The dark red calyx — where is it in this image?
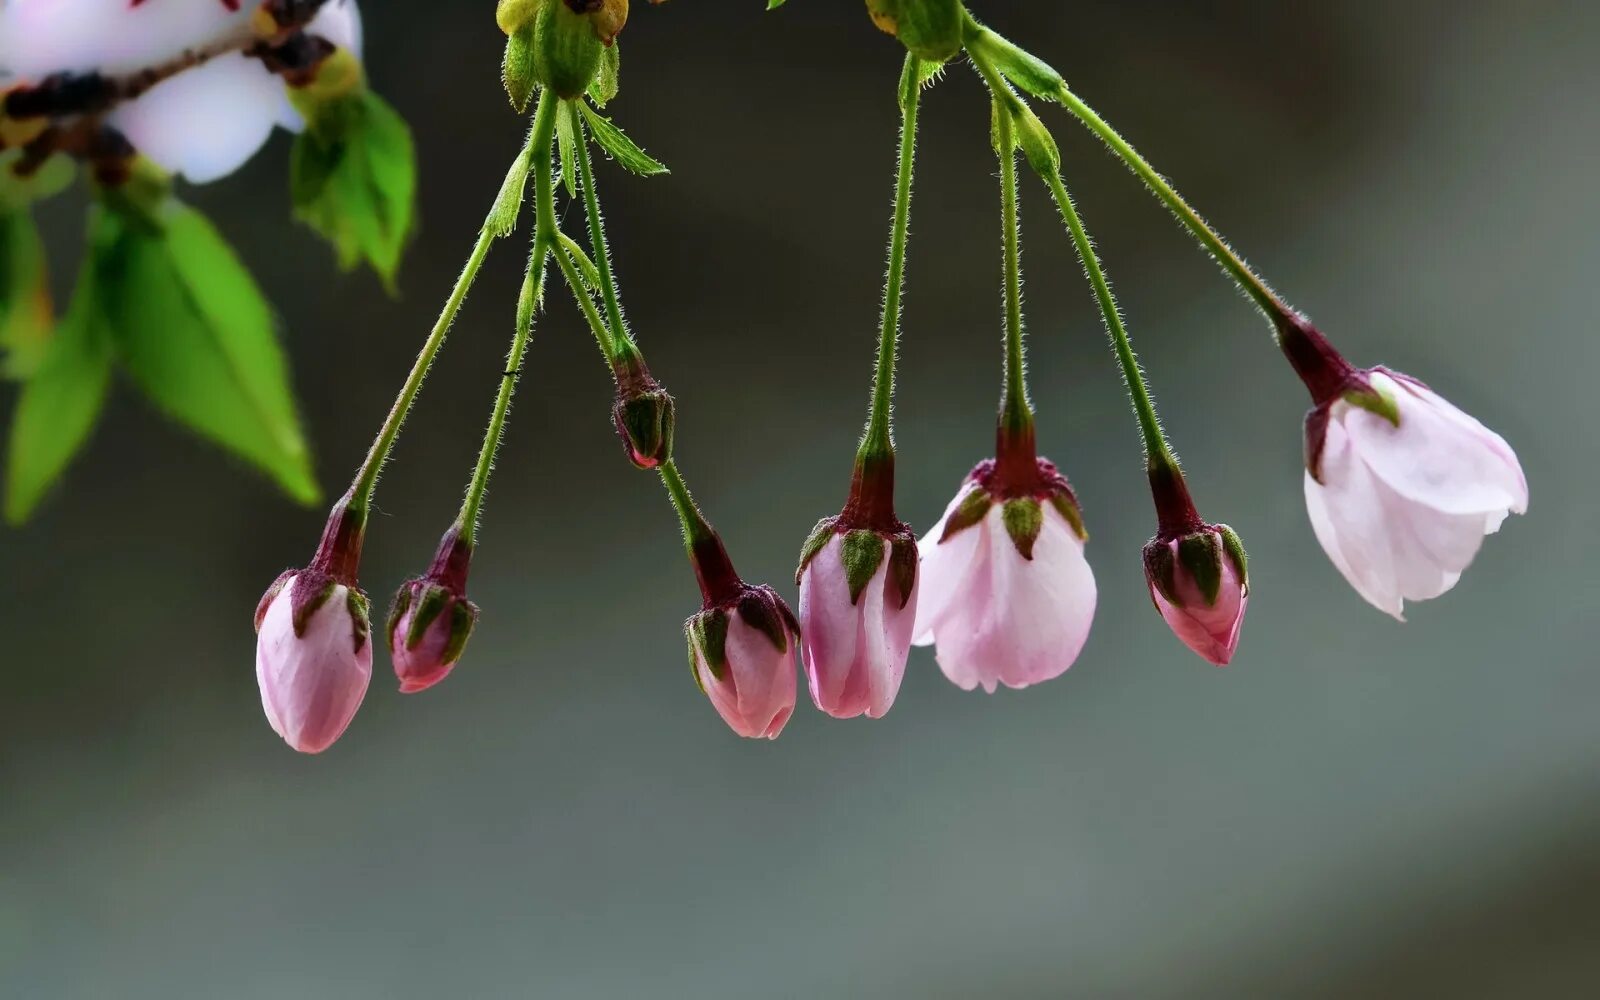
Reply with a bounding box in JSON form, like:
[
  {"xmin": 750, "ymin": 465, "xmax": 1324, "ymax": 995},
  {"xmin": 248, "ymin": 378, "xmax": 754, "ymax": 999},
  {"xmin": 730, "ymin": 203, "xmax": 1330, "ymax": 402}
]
[
  {"xmin": 306, "ymin": 493, "xmax": 367, "ymax": 586},
  {"xmin": 423, "ymin": 524, "xmax": 474, "ymax": 595},
  {"xmin": 689, "ymin": 531, "xmax": 746, "ymax": 611},
  {"xmin": 838, "ymin": 450, "xmax": 907, "ymax": 536},
  {"xmin": 1146, "ymin": 460, "xmax": 1206, "ymax": 540},
  {"xmin": 1274, "ymin": 311, "xmax": 1362, "ymax": 406}
]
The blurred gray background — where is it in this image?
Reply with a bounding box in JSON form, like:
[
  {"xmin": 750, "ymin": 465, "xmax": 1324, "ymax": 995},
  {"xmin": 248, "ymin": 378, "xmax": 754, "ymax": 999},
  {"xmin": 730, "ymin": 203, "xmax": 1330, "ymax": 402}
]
[{"xmin": 4, "ymin": 2, "xmax": 1598, "ymax": 997}]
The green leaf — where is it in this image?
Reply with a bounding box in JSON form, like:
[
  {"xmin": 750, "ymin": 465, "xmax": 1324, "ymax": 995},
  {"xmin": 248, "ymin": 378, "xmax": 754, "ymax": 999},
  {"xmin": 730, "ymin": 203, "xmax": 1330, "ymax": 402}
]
[
  {"xmin": 0, "ymin": 209, "xmax": 54, "ymax": 378},
  {"xmin": 5, "ymin": 251, "xmax": 113, "ymax": 524},
  {"xmin": 577, "ymin": 102, "xmax": 669, "ymax": 177},
  {"xmin": 587, "ymin": 43, "xmax": 620, "ymax": 107},
  {"xmin": 766, "ymin": 0, "xmax": 788, "ymax": 8},
  {"xmin": 0, "ymin": 150, "xmax": 75, "ymax": 211},
  {"xmin": 557, "ymin": 100, "xmax": 580, "ymax": 198},
  {"xmin": 290, "ymin": 87, "xmax": 418, "ymax": 292},
  {"xmin": 93, "ymin": 200, "xmax": 319, "ymax": 506}
]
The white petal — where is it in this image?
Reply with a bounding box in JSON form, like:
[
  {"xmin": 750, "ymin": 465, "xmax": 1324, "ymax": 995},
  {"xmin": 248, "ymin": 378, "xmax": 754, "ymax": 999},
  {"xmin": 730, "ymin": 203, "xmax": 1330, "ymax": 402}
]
[
  {"xmin": 1306, "ymin": 419, "xmax": 1407, "ymax": 619},
  {"xmin": 1, "ymin": 0, "xmax": 253, "ymax": 78},
  {"xmin": 912, "ymin": 491, "xmax": 986, "ymax": 647},
  {"xmin": 1343, "ymin": 372, "xmax": 1527, "ymax": 516},
  {"xmin": 109, "ymin": 51, "xmax": 287, "ymax": 184}
]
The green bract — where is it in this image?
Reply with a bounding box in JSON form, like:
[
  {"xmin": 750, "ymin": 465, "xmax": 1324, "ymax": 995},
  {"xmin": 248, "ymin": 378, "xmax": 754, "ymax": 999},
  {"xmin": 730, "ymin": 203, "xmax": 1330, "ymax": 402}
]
[
  {"xmin": 290, "ymin": 83, "xmax": 418, "ymax": 292},
  {"xmin": 533, "ymin": 0, "xmax": 606, "ymax": 100}
]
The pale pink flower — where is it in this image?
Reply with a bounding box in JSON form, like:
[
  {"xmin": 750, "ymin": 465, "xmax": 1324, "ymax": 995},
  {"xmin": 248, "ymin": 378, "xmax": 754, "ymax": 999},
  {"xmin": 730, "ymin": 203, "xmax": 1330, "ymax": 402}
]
[
  {"xmin": 0, "ymin": 0, "xmax": 363, "ymax": 183},
  {"xmin": 386, "ymin": 527, "xmax": 479, "ymax": 694},
  {"xmin": 1142, "ymin": 527, "xmax": 1249, "ymax": 666},
  {"xmin": 912, "ymin": 458, "xmax": 1096, "ymax": 693},
  {"xmin": 1304, "ymin": 368, "xmax": 1528, "ymax": 619},
  {"xmin": 797, "ymin": 528, "xmax": 918, "ymax": 719},
  {"xmin": 254, "ymin": 569, "xmax": 373, "ymax": 753},
  {"xmin": 687, "ymin": 584, "xmax": 799, "ymax": 740}
]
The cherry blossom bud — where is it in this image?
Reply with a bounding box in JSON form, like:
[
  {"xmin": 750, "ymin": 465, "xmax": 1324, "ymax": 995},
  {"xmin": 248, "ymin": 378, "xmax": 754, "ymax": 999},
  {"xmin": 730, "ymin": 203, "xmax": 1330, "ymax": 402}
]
[
  {"xmin": 253, "ymin": 495, "xmax": 372, "ymax": 753},
  {"xmin": 686, "ymin": 584, "xmax": 799, "ymax": 739},
  {"xmin": 386, "ymin": 526, "xmax": 480, "ymax": 694},
  {"xmin": 611, "ymin": 357, "xmax": 675, "ymax": 470},
  {"xmin": 1142, "ymin": 524, "xmax": 1249, "ymax": 666},
  {"xmin": 529, "ymin": 0, "xmax": 608, "ymax": 99},
  {"xmin": 913, "ymin": 444, "xmax": 1097, "ymax": 693},
  {"xmin": 1279, "ymin": 314, "xmax": 1529, "ymax": 619}
]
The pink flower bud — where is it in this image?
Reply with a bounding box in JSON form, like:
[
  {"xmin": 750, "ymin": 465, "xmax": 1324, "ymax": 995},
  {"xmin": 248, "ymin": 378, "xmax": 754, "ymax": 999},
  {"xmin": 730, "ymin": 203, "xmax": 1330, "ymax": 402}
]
[
  {"xmin": 1142, "ymin": 526, "xmax": 1249, "ymax": 666},
  {"xmin": 686, "ymin": 584, "xmax": 799, "ymax": 740},
  {"xmin": 611, "ymin": 358, "xmax": 675, "ymax": 470},
  {"xmin": 1303, "ymin": 368, "xmax": 1528, "ymax": 620},
  {"xmin": 386, "ymin": 527, "xmax": 479, "ymax": 694},
  {"xmin": 254, "ymin": 570, "xmax": 373, "ymax": 753},
  {"xmin": 912, "ymin": 456, "xmax": 1097, "ymax": 692},
  {"xmin": 797, "ymin": 524, "xmax": 919, "ymax": 719}
]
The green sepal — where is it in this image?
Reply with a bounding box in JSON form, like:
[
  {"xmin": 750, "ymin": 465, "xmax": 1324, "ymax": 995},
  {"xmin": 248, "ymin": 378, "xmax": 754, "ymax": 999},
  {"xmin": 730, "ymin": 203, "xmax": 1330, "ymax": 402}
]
[
  {"xmin": 557, "ymin": 101, "xmax": 580, "ymax": 198},
  {"xmin": 1177, "ymin": 533, "xmax": 1224, "ymax": 607},
  {"xmin": 939, "ymin": 485, "xmax": 993, "ymax": 543},
  {"xmin": 841, "ymin": 529, "xmax": 887, "ymax": 605},
  {"xmin": 588, "ymin": 43, "xmax": 620, "ymax": 107},
  {"xmin": 1001, "ymin": 498, "xmax": 1044, "ymax": 560},
  {"xmin": 1144, "ymin": 541, "xmax": 1178, "ymax": 606},
  {"xmin": 3, "ymin": 244, "xmax": 113, "ymax": 524},
  {"xmin": 404, "ymin": 584, "xmax": 452, "ymax": 649},
  {"xmin": 1, "ymin": 207, "xmax": 53, "ymax": 378},
  {"xmin": 887, "ymin": 535, "xmax": 918, "ymax": 611},
  {"xmin": 738, "ymin": 589, "xmax": 796, "ymax": 654},
  {"xmin": 1217, "ymin": 523, "xmax": 1250, "ymax": 595},
  {"xmin": 496, "ymin": 0, "xmax": 542, "ymax": 35},
  {"xmin": 964, "ymin": 23, "xmax": 1068, "ymax": 105},
  {"xmin": 289, "ymin": 86, "xmax": 417, "ymax": 291},
  {"xmin": 794, "ymin": 516, "xmax": 838, "ymax": 584},
  {"xmin": 346, "ymin": 587, "xmax": 372, "ymax": 654},
  {"xmin": 290, "ymin": 576, "xmax": 336, "ymax": 638},
  {"xmin": 766, "ymin": 0, "xmax": 787, "ymax": 9},
  {"xmin": 577, "ymin": 102, "xmax": 669, "ymax": 177},
  {"xmin": 502, "ymin": 24, "xmax": 539, "ymax": 113},
  {"xmin": 875, "ymin": 0, "xmax": 963, "ymax": 63},
  {"xmin": 532, "ymin": 0, "xmax": 604, "ymax": 100},
  {"xmin": 94, "ymin": 197, "xmax": 320, "ymax": 505},
  {"xmin": 1049, "ymin": 492, "xmax": 1087, "ymax": 541},
  {"xmin": 1343, "ymin": 382, "xmax": 1401, "ymax": 427},
  {"xmin": 439, "ymin": 600, "xmax": 479, "ymax": 667},
  {"xmin": 484, "ymin": 138, "xmax": 534, "ymax": 238},
  {"xmin": 688, "ymin": 609, "xmax": 731, "ymax": 683},
  {"xmin": 0, "ymin": 150, "xmax": 75, "ymax": 211},
  {"xmin": 385, "ymin": 583, "xmax": 414, "ymax": 651}
]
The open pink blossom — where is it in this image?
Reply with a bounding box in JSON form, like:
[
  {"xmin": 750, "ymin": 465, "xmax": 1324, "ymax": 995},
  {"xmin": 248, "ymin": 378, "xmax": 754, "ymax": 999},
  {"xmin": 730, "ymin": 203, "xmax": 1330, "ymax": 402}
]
[
  {"xmin": 1143, "ymin": 527, "xmax": 1249, "ymax": 665},
  {"xmin": 913, "ymin": 458, "xmax": 1096, "ymax": 693},
  {"xmin": 1304, "ymin": 368, "xmax": 1528, "ymax": 619},
  {"xmin": 0, "ymin": 0, "xmax": 363, "ymax": 183},
  {"xmin": 687, "ymin": 584, "xmax": 798, "ymax": 739},
  {"xmin": 797, "ymin": 528, "xmax": 918, "ymax": 719},
  {"xmin": 254, "ymin": 569, "xmax": 373, "ymax": 753}
]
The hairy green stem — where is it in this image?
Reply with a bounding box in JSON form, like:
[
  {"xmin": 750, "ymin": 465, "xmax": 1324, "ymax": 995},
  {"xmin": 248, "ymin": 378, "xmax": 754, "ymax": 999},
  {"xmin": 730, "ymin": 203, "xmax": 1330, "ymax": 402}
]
[
  {"xmin": 457, "ymin": 241, "xmax": 549, "ymax": 544},
  {"xmin": 859, "ymin": 54, "xmax": 923, "ymax": 461},
  {"xmin": 993, "ymin": 94, "xmax": 1032, "ymax": 437},
  {"xmin": 659, "ymin": 459, "xmax": 714, "ymax": 549},
  {"xmin": 568, "ymin": 101, "xmax": 635, "ymax": 354}
]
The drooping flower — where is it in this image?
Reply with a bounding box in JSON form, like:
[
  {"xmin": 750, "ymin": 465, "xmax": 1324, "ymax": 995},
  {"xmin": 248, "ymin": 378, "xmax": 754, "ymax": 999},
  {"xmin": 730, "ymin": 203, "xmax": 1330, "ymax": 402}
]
[
  {"xmin": 386, "ymin": 525, "xmax": 480, "ymax": 694},
  {"xmin": 252, "ymin": 495, "xmax": 372, "ymax": 753},
  {"xmin": 687, "ymin": 583, "xmax": 799, "ymax": 739},
  {"xmin": 1279, "ymin": 314, "xmax": 1528, "ymax": 619},
  {"xmin": 0, "ymin": 0, "xmax": 363, "ymax": 184},
  {"xmin": 913, "ymin": 442, "xmax": 1096, "ymax": 693},
  {"xmin": 1140, "ymin": 462, "xmax": 1249, "ymax": 665},
  {"xmin": 796, "ymin": 455, "xmax": 919, "ymax": 719}
]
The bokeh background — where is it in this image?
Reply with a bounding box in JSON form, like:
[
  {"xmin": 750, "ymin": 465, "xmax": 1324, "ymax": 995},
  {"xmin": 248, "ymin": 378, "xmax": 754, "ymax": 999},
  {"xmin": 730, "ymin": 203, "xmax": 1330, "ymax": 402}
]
[{"xmin": 4, "ymin": 2, "xmax": 1598, "ymax": 997}]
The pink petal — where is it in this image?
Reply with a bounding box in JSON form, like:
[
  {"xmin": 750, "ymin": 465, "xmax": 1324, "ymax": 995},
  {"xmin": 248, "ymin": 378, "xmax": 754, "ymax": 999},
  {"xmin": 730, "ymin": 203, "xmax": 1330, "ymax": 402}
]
[{"xmin": 912, "ymin": 490, "xmax": 986, "ymax": 647}]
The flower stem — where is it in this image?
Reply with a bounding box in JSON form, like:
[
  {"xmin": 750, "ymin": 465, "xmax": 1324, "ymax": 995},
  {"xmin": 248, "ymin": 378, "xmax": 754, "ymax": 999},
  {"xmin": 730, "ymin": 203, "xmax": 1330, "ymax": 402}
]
[
  {"xmin": 530, "ymin": 92, "xmax": 619, "ymax": 363},
  {"xmin": 859, "ymin": 54, "xmax": 924, "ymax": 462},
  {"xmin": 659, "ymin": 458, "xmax": 742, "ymax": 606},
  {"xmin": 993, "ymin": 94, "xmax": 1033, "ymax": 444},
  {"xmin": 348, "ymin": 115, "xmax": 544, "ymax": 510},
  {"xmin": 456, "ymin": 240, "xmax": 550, "ymax": 546},
  {"xmin": 568, "ymin": 101, "xmax": 636, "ymax": 356}
]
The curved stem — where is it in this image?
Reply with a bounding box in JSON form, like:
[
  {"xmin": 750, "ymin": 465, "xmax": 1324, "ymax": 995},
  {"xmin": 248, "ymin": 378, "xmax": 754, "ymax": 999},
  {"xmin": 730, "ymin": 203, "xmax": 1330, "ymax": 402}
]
[
  {"xmin": 348, "ymin": 106, "xmax": 543, "ymax": 509},
  {"xmin": 457, "ymin": 241, "xmax": 549, "ymax": 545},
  {"xmin": 1053, "ymin": 89, "xmax": 1287, "ymax": 323},
  {"xmin": 531, "ymin": 92, "xmax": 618, "ymax": 363},
  {"xmin": 859, "ymin": 53, "xmax": 923, "ymax": 461},
  {"xmin": 994, "ymin": 96, "xmax": 1032, "ymax": 439},
  {"xmin": 658, "ymin": 459, "xmax": 713, "ymax": 547},
  {"xmin": 568, "ymin": 101, "xmax": 634, "ymax": 353}
]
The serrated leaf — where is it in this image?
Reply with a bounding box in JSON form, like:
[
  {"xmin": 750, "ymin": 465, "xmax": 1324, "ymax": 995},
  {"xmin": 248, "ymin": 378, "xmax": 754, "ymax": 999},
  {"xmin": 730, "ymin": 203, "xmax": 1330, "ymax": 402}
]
[
  {"xmin": 95, "ymin": 199, "xmax": 319, "ymax": 506},
  {"xmin": 557, "ymin": 101, "xmax": 580, "ymax": 198},
  {"xmin": 577, "ymin": 102, "xmax": 668, "ymax": 177},
  {"xmin": 1, "ymin": 209, "xmax": 53, "ymax": 378},
  {"xmin": 587, "ymin": 43, "xmax": 620, "ymax": 107},
  {"xmin": 5, "ymin": 250, "xmax": 112, "ymax": 524},
  {"xmin": 290, "ymin": 87, "xmax": 417, "ymax": 292}
]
